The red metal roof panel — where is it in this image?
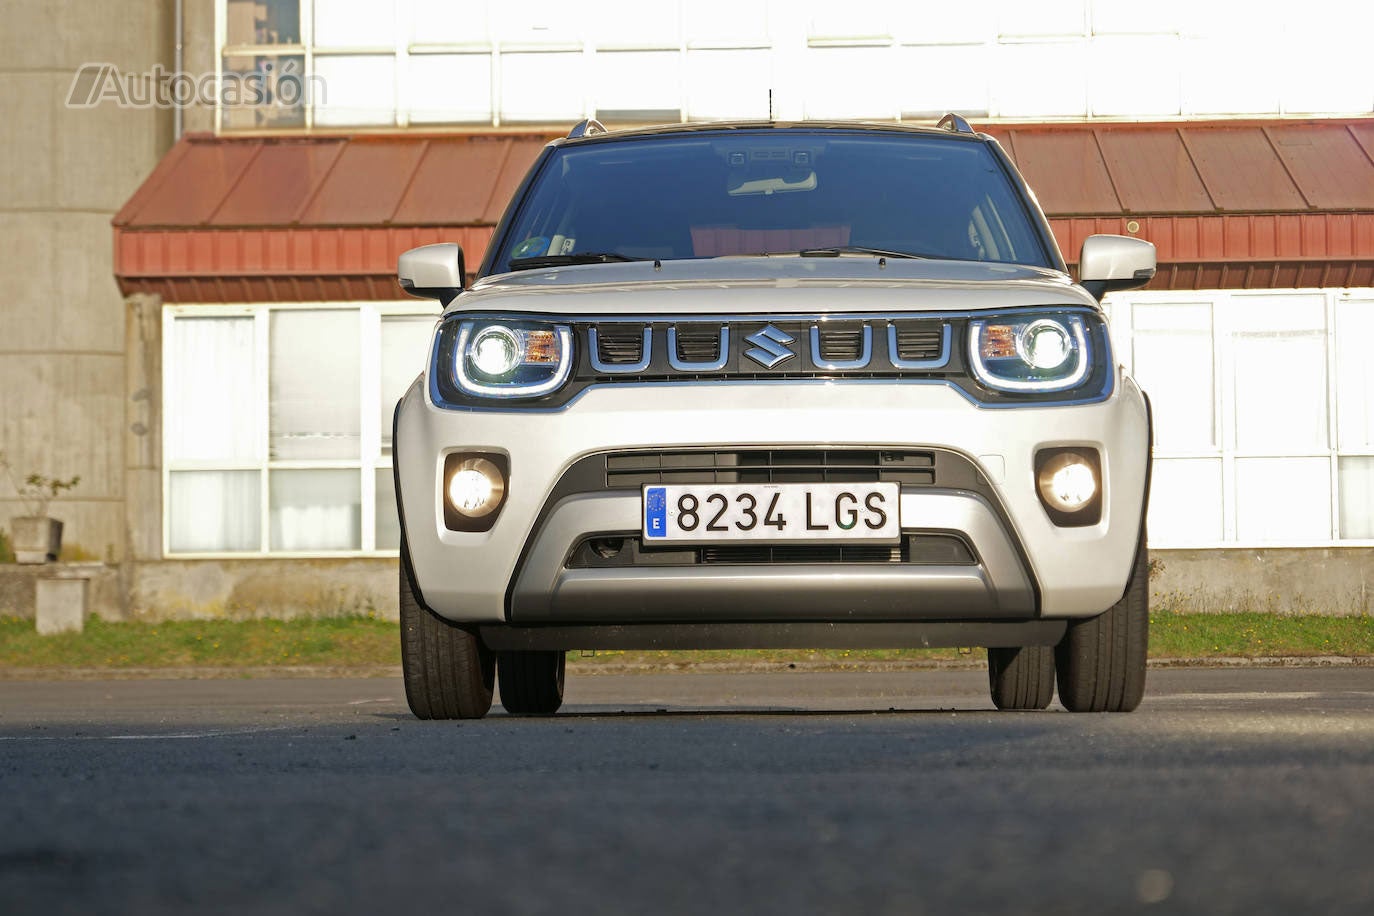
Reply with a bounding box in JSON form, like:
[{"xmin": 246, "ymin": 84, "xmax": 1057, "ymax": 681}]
[
  {"xmin": 997, "ymin": 129, "xmax": 1121, "ymax": 215},
  {"xmin": 297, "ymin": 139, "xmax": 429, "ymax": 226},
  {"xmin": 1179, "ymin": 126, "xmax": 1308, "ymax": 212},
  {"xmin": 1265, "ymin": 123, "xmax": 1374, "ymax": 211},
  {"xmin": 208, "ymin": 138, "xmax": 346, "ymax": 226},
  {"xmin": 1094, "ymin": 128, "xmax": 1215, "ymax": 214},
  {"xmin": 392, "ymin": 136, "xmax": 549, "ymax": 225}
]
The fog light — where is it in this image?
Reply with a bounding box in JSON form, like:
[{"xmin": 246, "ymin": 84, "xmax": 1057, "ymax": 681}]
[
  {"xmin": 1035, "ymin": 448, "xmax": 1102, "ymax": 527},
  {"xmin": 446, "ymin": 457, "xmax": 506, "ymax": 519}
]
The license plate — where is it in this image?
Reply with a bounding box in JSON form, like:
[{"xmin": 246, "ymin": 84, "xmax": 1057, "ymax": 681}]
[{"xmin": 642, "ymin": 482, "xmax": 901, "ymax": 544}]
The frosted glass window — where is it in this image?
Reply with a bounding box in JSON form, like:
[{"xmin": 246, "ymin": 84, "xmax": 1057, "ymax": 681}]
[
  {"xmin": 270, "ymin": 311, "xmax": 361, "ymax": 460},
  {"xmin": 1181, "ymin": 38, "xmax": 1281, "ymax": 115},
  {"xmin": 169, "ymin": 471, "xmax": 261, "ymax": 553},
  {"xmin": 809, "ymin": 3, "xmax": 894, "ymax": 41},
  {"xmin": 412, "ymin": 0, "xmax": 490, "ymax": 46},
  {"xmin": 167, "ymin": 317, "xmax": 259, "ymax": 462},
  {"xmin": 313, "ymin": 55, "xmax": 397, "ymax": 126},
  {"xmin": 1235, "ymin": 458, "xmax": 1331, "ymax": 542},
  {"xmin": 1130, "ymin": 303, "xmax": 1214, "ymax": 450},
  {"xmin": 493, "ymin": 2, "xmax": 582, "ymax": 47},
  {"xmin": 1339, "ymin": 458, "xmax": 1374, "ymax": 540},
  {"xmin": 894, "ymin": 7, "xmax": 992, "ymax": 44},
  {"xmin": 314, "ymin": 0, "xmax": 395, "ymax": 48},
  {"xmin": 803, "ymin": 47, "xmax": 898, "ymax": 120},
  {"xmin": 408, "ymin": 54, "xmax": 492, "ymax": 123},
  {"xmin": 897, "ymin": 44, "xmax": 990, "ymax": 118},
  {"xmin": 500, "ymin": 52, "xmax": 586, "ymax": 122},
  {"xmin": 270, "ymin": 469, "xmax": 361, "ymax": 551},
  {"xmin": 999, "ymin": 0, "xmax": 1087, "ymax": 38},
  {"xmin": 686, "ymin": 0, "xmax": 769, "ymax": 46},
  {"xmin": 1147, "ymin": 458, "xmax": 1222, "ymax": 546},
  {"xmin": 375, "ymin": 468, "xmax": 401, "ymax": 550},
  {"xmin": 595, "ymin": 51, "xmax": 682, "ymax": 121},
  {"xmin": 685, "ymin": 49, "xmax": 771, "ymax": 120},
  {"xmin": 380, "ymin": 316, "xmax": 435, "ymax": 450},
  {"xmin": 595, "ymin": 0, "xmax": 681, "ymax": 48},
  {"xmin": 220, "ymin": 55, "xmax": 306, "ymax": 129},
  {"xmin": 1231, "ymin": 299, "xmax": 1326, "ymax": 452},
  {"xmin": 1335, "ymin": 300, "xmax": 1374, "ymax": 450},
  {"xmin": 1089, "ymin": 0, "xmax": 1182, "ymax": 35},
  {"xmin": 1089, "ymin": 36, "xmax": 1180, "ymax": 117},
  {"xmin": 992, "ymin": 41, "xmax": 1089, "ymax": 118},
  {"xmin": 226, "ymin": 0, "xmax": 300, "ymax": 46}
]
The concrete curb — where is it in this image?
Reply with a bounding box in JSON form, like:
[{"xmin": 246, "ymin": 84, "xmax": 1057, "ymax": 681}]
[{"xmin": 1, "ymin": 655, "xmax": 1371, "ymax": 680}]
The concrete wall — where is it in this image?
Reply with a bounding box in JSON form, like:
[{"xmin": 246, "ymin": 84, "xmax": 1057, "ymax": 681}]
[
  {"xmin": 1151, "ymin": 548, "xmax": 1374, "ymax": 616},
  {"xmin": 0, "ymin": 563, "xmax": 124, "ymax": 621},
  {"xmin": 0, "ymin": 0, "xmax": 174, "ymax": 566},
  {"xmin": 129, "ymin": 559, "xmax": 398, "ymax": 621}
]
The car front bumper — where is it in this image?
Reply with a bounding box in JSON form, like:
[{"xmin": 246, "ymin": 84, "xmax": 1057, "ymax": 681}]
[{"xmin": 395, "ymin": 375, "xmax": 1150, "ymax": 627}]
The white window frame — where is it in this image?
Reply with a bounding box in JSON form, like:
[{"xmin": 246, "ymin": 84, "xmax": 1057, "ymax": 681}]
[
  {"xmin": 1112, "ymin": 287, "xmax": 1374, "ymax": 549},
  {"xmin": 162, "ymin": 301, "xmax": 433, "ymax": 559}
]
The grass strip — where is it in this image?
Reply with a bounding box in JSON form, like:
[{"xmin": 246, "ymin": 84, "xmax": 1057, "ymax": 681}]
[{"xmin": 0, "ymin": 611, "xmax": 1371, "ymax": 672}]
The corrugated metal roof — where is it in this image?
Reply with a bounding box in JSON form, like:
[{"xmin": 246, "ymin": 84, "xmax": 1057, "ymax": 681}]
[{"xmin": 114, "ymin": 119, "xmax": 1374, "ymax": 302}]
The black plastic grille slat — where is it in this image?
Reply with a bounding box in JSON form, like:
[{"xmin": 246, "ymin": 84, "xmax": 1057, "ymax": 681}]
[
  {"xmin": 604, "ymin": 449, "xmax": 936, "ymax": 487},
  {"xmin": 566, "ymin": 534, "xmax": 977, "ymax": 568},
  {"xmin": 818, "ymin": 325, "xmax": 865, "ymax": 362},
  {"xmin": 595, "ymin": 325, "xmax": 645, "ymax": 364},
  {"xmin": 701, "ymin": 545, "xmax": 902, "ymax": 564},
  {"xmin": 675, "ymin": 328, "xmax": 721, "ymax": 362},
  {"xmin": 894, "ymin": 323, "xmax": 944, "ymax": 362}
]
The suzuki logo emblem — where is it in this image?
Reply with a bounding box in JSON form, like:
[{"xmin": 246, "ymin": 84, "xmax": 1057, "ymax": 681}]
[{"xmin": 743, "ymin": 324, "xmax": 796, "ymax": 369}]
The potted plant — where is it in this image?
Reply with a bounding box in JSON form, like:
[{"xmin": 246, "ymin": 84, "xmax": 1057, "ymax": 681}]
[{"xmin": 0, "ymin": 451, "xmax": 80, "ymax": 564}]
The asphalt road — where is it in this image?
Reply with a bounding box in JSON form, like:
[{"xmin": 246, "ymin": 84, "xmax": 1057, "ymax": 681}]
[{"xmin": 2, "ymin": 668, "xmax": 1373, "ymax": 916}]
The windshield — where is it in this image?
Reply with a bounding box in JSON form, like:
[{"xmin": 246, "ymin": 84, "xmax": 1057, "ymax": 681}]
[{"xmin": 492, "ymin": 130, "xmax": 1052, "ymax": 274}]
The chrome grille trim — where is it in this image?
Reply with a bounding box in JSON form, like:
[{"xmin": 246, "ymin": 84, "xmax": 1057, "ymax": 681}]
[
  {"xmin": 888, "ymin": 322, "xmax": 952, "ymax": 369},
  {"xmin": 580, "ymin": 314, "xmax": 954, "ymax": 378},
  {"xmin": 589, "ymin": 326, "xmax": 652, "ymax": 373},
  {"xmin": 810, "ymin": 324, "xmax": 873, "ymax": 369},
  {"xmin": 667, "ymin": 326, "xmax": 730, "ymax": 371}
]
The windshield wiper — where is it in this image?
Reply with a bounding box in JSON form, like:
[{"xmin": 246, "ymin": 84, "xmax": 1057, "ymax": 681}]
[
  {"xmin": 509, "ymin": 252, "xmax": 648, "ymax": 271},
  {"xmin": 796, "ymin": 246, "xmax": 929, "ymax": 259}
]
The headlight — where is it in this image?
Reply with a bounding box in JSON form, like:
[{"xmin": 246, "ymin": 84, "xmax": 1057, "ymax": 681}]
[
  {"xmin": 968, "ymin": 313, "xmax": 1092, "ymax": 393},
  {"xmin": 451, "ymin": 319, "xmax": 573, "ymax": 398}
]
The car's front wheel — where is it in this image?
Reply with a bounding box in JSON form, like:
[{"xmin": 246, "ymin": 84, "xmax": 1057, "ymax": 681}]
[
  {"xmin": 399, "ymin": 544, "xmax": 495, "ymax": 720},
  {"xmin": 987, "ymin": 645, "xmax": 1055, "ymax": 710},
  {"xmin": 498, "ymin": 651, "xmax": 566, "ymax": 715},
  {"xmin": 1054, "ymin": 543, "xmax": 1149, "ymax": 712}
]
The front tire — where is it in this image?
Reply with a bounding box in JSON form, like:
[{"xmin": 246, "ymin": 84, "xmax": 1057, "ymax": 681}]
[
  {"xmin": 399, "ymin": 547, "xmax": 495, "ymax": 720},
  {"xmin": 498, "ymin": 651, "xmax": 566, "ymax": 715},
  {"xmin": 1055, "ymin": 543, "xmax": 1149, "ymax": 712},
  {"xmin": 987, "ymin": 645, "xmax": 1055, "ymax": 710}
]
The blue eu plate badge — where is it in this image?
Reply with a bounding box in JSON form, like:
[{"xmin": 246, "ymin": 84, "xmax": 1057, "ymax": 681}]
[{"xmin": 644, "ymin": 486, "xmax": 667, "ymax": 539}]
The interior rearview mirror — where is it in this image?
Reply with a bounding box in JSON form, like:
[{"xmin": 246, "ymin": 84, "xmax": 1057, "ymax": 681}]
[
  {"xmin": 1078, "ymin": 235, "xmax": 1156, "ymax": 300},
  {"xmin": 399, "ymin": 243, "xmax": 466, "ymax": 306}
]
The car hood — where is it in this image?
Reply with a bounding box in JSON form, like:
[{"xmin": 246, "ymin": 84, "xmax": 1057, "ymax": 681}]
[{"xmin": 446, "ymin": 257, "xmax": 1096, "ymax": 316}]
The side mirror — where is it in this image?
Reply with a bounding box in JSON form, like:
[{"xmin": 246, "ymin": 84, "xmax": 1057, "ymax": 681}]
[
  {"xmin": 1078, "ymin": 235, "xmax": 1156, "ymax": 300},
  {"xmin": 399, "ymin": 243, "xmax": 466, "ymax": 306}
]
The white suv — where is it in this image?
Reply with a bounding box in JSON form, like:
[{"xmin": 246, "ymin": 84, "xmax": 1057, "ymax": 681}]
[{"xmin": 393, "ymin": 116, "xmax": 1156, "ymax": 718}]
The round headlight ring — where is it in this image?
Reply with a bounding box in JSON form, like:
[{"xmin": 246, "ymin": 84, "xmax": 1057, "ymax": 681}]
[
  {"xmin": 469, "ymin": 326, "xmax": 523, "ymax": 379},
  {"xmin": 1016, "ymin": 319, "xmax": 1073, "ymax": 371}
]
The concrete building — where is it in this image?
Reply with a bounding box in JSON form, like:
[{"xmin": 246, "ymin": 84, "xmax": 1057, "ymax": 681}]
[{"xmin": 2, "ymin": 0, "xmax": 1372, "ymax": 619}]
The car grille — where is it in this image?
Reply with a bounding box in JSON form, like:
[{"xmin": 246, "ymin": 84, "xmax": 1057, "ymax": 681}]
[
  {"xmin": 577, "ymin": 315, "xmax": 955, "ymax": 379},
  {"xmin": 603, "ymin": 449, "xmax": 937, "ymax": 487},
  {"xmin": 566, "ymin": 534, "xmax": 977, "ymax": 569}
]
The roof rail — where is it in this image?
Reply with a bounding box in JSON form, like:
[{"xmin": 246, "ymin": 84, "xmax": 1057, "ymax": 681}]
[
  {"xmin": 567, "ymin": 119, "xmax": 607, "ymax": 139},
  {"xmin": 937, "ymin": 113, "xmax": 974, "ymax": 134}
]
